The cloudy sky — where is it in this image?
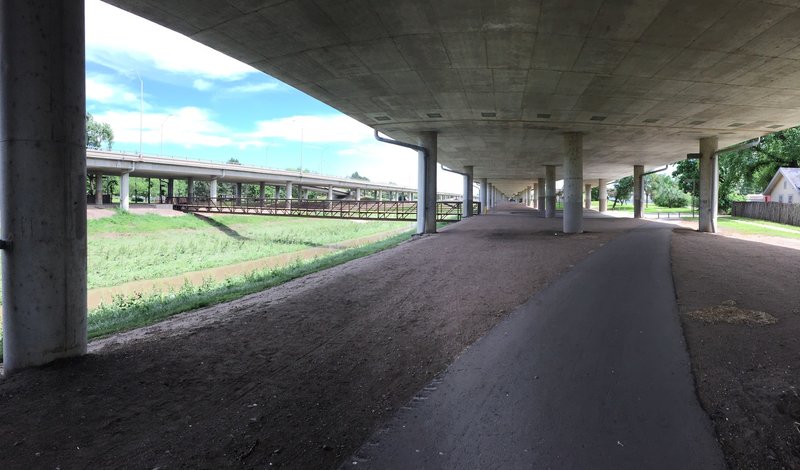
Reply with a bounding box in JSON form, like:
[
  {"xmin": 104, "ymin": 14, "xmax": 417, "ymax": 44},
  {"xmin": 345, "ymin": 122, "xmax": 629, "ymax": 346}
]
[{"xmin": 85, "ymin": 0, "xmax": 463, "ymax": 192}]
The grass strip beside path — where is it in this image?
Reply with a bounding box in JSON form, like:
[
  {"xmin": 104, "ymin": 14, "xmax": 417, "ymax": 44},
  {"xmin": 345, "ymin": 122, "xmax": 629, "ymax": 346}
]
[{"xmin": 0, "ymin": 229, "xmax": 414, "ymax": 361}]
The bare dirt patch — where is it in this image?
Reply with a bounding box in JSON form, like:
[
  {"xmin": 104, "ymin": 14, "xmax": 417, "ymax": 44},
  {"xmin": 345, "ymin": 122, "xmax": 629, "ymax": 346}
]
[
  {"xmin": 0, "ymin": 208, "xmax": 640, "ymax": 469},
  {"xmin": 684, "ymin": 300, "xmax": 778, "ymax": 326},
  {"xmin": 672, "ymin": 229, "xmax": 800, "ymax": 469}
]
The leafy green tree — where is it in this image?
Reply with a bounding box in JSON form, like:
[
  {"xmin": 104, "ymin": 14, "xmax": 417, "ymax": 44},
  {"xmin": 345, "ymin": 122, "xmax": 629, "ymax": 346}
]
[
  {"xmin": 350, "ymin": 171, "xmax": 369, "ymax": 181},
  {"xmin": 86, "ymin": 113, "xmax": 114, "ymax": 150},
  {"xmin": 612, "ymin": 176, "xmax": 633, "ymax": 209}
]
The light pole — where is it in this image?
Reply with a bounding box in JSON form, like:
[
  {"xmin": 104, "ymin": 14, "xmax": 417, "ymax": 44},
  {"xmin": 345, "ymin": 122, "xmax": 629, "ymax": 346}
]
[
  {"xmin": 159, "ymin": 113, "xmax": 173, "ymax": 156},
  {"xmin": 299, "ymin": 126, "xmax": 304, "ymax": 174},
  {"xmin": 135, "ymin": 71, "xmax": 143, "ymax": 156}
]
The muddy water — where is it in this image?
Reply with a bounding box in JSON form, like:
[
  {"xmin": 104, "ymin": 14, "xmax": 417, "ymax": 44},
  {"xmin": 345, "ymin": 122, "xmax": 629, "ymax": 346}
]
[{"xmin": 86, "ymin": 227, "xmax": 411, "ymax": 309}]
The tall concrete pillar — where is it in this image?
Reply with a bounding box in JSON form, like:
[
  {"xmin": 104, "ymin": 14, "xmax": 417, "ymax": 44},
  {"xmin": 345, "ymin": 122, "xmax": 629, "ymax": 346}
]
[
  {"xmin": 209, "ymin": 179, "xmax": 218, "ymax": 203},
  {"xmin": 355, "ymin": 187, "xmax": 362, "ymax": 201},
  {"xmin": 563, "ymin": 133, "xmax": 584, "ymax": 234},
  {"xmin": 297, "ymin": 185, "xmax": 304, "ymax": 200},
  {"xmin": 187, "ymin": 177, "xmax": 194, "ymax": 201},
  {"xmin": 94, "ymin": 173, "xmax": 103, "ymax": 205},
  {"xmin": 537, "ymin": 178, "xmax": 546, "ymax": 212},
  {"xmin": 532, "ymin": 183, "xmax": 539, "ymax": 209},
  {"xmin": 463, "ymin": 165, "xmax": 474, "ymax": 217},
  {"xmin": 599, "ymin": 179, "xmax": 608, "ymax": 212},
  {"xmin": 120, "ymin": 172, "xmax": 131, "ymax": 211},
  {"xmin": 633, "ymin": 165, "xmax": 644, "ymax": 219},
  {"xmin": 167, "ymin": 178, "xmax": 174, "ymax": 202},
  {"xmin": 274, "ymin": 185, "xmax": 281, "ymax": 199},
  {"xmin": 327, "ymin": 186, "xmax": 334, "ymax": 209},
  {"xmin": 698, "ymin": 136, "xmax": 719, "ymax": 233},
  {"xmin": 545, "ymin": 165, "xmax": 556, "ymax": 218},
  {"xmin": 236, "ymin": 182, "xmax": 243, "ymax": 205},
  {"xmin": 1, "ymin": 0, "xmax": 87, "ymax": 373},
  {"xmin": 259, "ymin": 182, "xmax": 265, "ymax": 200},
  {"xmin": 376, "ymin": 190, "xmax": 382, "ymax": 201},
  {"xmin": 418, "ymin": 131, "xmax": 438, "ymax": 234},
  {"xmin": 584, "ymin": 183, "xmax": 592, "ymax": 210},
  {"xmin": 480, "ymin": 178, "xmax": 488, "ymax": 214},
  {"xmin": 285, "ymin": 181, "xmax": 293, "ymax": 209}
]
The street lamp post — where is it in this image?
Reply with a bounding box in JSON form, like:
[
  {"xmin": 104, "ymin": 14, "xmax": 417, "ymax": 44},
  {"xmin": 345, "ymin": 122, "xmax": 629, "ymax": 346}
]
[
  {"xmin": 135, "ymin": 71, "xmax": 143, "ymax": 156},
  {"xmin": 160, "ymin": 114, "xmax": 173, "ymax": 155}
]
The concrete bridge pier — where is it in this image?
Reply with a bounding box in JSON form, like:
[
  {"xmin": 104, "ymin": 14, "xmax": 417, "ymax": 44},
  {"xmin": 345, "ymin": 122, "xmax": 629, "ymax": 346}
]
[
  {"xmin": 545, "ymin": 166, "xmax": 556, "ymax": 218},
  {"xmin": 599, "ymin": 179, "xmax": 608, "ymax": 212},
  {"xmin": 1, "ymin": 0, "xmax": 88, "ymax": 373},
  {"xmin": 698, "ymin": 136, "xmax": 719, "ymax": 233},
  {"xmin": 479, "ymin": 178, "xmax": 487, "ymax": 214},
  {"xmin": 167, "ymin": 178, "xmax": 174, "ymax": 202},
  {"xmin": 120, "ymin": 172, "xmax": 131, "ymax": 210},
  {"xmin": 235, "ymin": 182, "xmax": 242, "ymax": 205},
  {"xmin": 94, "ymin": 173, "xmax": 103, "ymax": 205},
  {"xmin": 187, "ymin": 177, "xmax": 194, "ymax": 201},
  {"xmin": 285, "ymin": 181, "xmax": 293, "ymax": 209},
  {"xmin": 463, "ymin": 165, "xmax": 473, "ymax": 217},
  {"xmin": 563, "ymin": 133, "xmax": 584, "ymax": 234},
  {"xmin": 258, "ymin": 182, "xmax": 265, "ymax": 202},
  {"xmin": 418, "ymin": 131, "xmax": 438, "ymax": 234},
  {"xmin": 634, "ymin": 165, "xmax": 644, "ymax": 219},
  {"xmin": 584, "ymin": 183, "xmax": 592, "ymax": 210},
  {"xmin": 538, "ymin": 178, "xmax": 546, "ymax": 212},
  {"xmin": 209, "ymin": 178, "xmax": 218, "ymax": 203},
  {"xmin": 355, "ymin": 188, "xmax": 362, "ymax": 201}
]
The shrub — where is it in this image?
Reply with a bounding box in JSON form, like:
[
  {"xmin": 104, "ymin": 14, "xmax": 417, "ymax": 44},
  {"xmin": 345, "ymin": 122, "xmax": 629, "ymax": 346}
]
[{"xmin": 654, "ymin": 188, "xmax": 690, "ymax": 208}]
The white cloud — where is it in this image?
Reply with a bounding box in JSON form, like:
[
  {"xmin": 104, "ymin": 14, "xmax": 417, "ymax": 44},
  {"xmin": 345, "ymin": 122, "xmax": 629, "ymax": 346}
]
[
  {"xmin": 193, "ymin": 79, "xmax": 213, "ymax": 91},
  {"xmin": 246, "ymin": 115, "xmax": 372, "ymax": 144},
  {"xmin": 94, "ymin": 107, "xmax": 233, "ymax": 148},
  {"xmin": 86, "ymin": 73, "xmax": 143, "ymax": 109},
  {"xmin": 228, "ymin": 82, "xmax": 283, "ymax": 93},
  {"xmin": 86, "ymin": 77, "xmax": 115, "ymax": 102},
  {"xmin": 85, "ymin": 0, "xmax": 256, "ymax": 81}
]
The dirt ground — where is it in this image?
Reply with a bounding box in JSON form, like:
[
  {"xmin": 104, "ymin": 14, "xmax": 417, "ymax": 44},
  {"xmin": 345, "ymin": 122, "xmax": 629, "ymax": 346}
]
[
  {"xmin": 672, "ymin": 229, "xmax": 800, "ymax": 469},
  {"xmin": 88, "ymin": 206, "xmax": 185, "ymax": 219},
  {"xmin": 0, "ymin": 206, "xmax": 641, "ymax": 469}
]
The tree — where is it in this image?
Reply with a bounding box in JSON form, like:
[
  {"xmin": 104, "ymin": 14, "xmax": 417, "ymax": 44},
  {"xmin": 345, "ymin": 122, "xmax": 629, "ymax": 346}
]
[
  {"xmin": 611, "ymin": 176, "xmax": 633, "ymax": 209},
  {"xmin": 672, "ymin": 157, "xmax": 745, "ymax": 213},
  {"xmin": 226, "ymin": 157, "xmax": 241, "ymax": 165},
  {"xmin": 350, "ymin": 171, "xmax": 369, "ymax": 181},
  {"xmin": 86, "ymin": 113, "xmax": 114, "ymax": 150}
]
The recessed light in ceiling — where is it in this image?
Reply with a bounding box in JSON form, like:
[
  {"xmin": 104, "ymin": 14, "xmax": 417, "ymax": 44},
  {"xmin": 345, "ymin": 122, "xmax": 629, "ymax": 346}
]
[
  {"xmin": 427, "ymin": 113, "xmax": 443, "ymax": 118},
  {"xmin": 643, "ymin": 118, "xmax": 659, "ymax": 123},
  {"xmin": 689, "ymin": 120, "xmax": 706, "ymax": 125},
  {"xmin": 767, "ymin": 124, "xmax": 783, "ymax": 129},
  {"xmin": 537, "ymin": 113, "xmax": 551, "ymax": 119},
  {"xmin": 590, "ymin": 115, "xmax": 606, "ymax": 121},
  {"xmin": 373, "ymin": 115, "xmax": 392, "ymax": 122},
  {"xmin": 728, "ymin": 122, "xmax": 745, "ymax": 127},
  {"xmin": 481, "ymin": 112, "xmax": 496, "ymax": 118}
]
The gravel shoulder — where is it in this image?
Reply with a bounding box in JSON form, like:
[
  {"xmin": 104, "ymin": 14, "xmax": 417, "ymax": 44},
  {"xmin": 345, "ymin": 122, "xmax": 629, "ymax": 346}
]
[
  {"xmin": 0, "ymin": 206, "xmax": 640, "ymax": 469},
  {"xmin": 672, "ymin": 229, "xmax": 800, "ymax": 468}
]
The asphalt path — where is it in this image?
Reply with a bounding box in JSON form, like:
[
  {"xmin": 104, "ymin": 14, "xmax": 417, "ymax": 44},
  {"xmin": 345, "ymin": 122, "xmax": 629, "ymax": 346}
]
[{"xmin": 344, "ymin": 222, "xmax": 725, "ymax": 469}]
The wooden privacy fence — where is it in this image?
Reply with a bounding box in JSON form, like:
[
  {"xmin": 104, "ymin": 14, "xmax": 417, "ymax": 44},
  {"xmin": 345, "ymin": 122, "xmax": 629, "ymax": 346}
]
[{"xmin": 731, "ymin": 201, "xmax": 800, "ymax": 227}]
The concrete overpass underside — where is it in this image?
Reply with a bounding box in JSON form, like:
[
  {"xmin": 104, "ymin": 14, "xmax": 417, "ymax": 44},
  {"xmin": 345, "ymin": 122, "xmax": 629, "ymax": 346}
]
[{"xmin": 2, "ymin": 0, "xmax": 800, "ymax": 408}]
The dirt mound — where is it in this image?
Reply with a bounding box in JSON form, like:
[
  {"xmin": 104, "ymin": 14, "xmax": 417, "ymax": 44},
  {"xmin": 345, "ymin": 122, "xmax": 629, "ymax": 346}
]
[{"xmin": 684, "ymin": 300, "xmax": 777, "ymax": 326}]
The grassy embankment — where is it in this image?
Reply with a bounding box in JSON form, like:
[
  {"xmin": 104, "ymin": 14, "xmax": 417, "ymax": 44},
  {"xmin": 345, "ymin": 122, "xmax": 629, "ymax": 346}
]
[
  {"xmin": 0, "ymin": 213, "xmax": 415, "ymax": 358},
  {"xmin": 680, "ymin": 216, "xmax": 800, "ymax": 239}
]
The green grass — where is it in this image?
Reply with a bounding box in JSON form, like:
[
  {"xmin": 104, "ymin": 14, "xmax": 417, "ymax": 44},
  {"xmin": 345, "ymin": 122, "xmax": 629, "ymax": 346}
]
[
  {"xmin": 0, "ymin": 229, "xmax": 414, "ymax": 360},
  {"xmin": 88, "ymin": 212, "xmax": 412, "ymax": 288},
  {"xmin": 718, "ymin": 217, "xmax": 800, "ymax": 239}
]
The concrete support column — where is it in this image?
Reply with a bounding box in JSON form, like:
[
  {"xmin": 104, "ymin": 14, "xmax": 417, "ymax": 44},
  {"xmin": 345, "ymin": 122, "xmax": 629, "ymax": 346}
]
[
  {"xmin": 120, "ymin": 172, "xmax": 131, "ymax": 211},
  {"xmin": 259, "ymin": 182, "xmax": 265, "ymax": 201},
  {"xmin": 488, "ymin": 184, "xmax": 493, "ymax": 208},
  {"xmin": 537, "ymin": 178, "xmax": 546, "ymax": 212},
  {"xmin": 584, "ymin": 183, "xmax": 592, "ymax": 210},
  {"xmin": 463, "ymin": 165, "xmax": 474, "ymax": 217},
  {"xmin": 633, "ymin": 165, "xmax": 644, "ymax": 219},
  {"xmin": 285, "ymin": 181, "xmax": 293, "ymax": 209},
  {"xmin": 274, "ymin": 185, "xmax": 281, "ymax": 199},
  {"xmin": 327, "ymin": 186, "xmax": 334, "ymax": 209},
  {"xmin": 599, "ymin": 179, "xmax": 608, "ymax": 212},
  {"xmin": 418, "ymin": 131, "xmax": 438, "ymax": 234},
  {"xmin": 563, "ymin": 133, "xmax": 584, "ymax": 234},
  {"xmin": 532, "ymin": 183, "xmax": 539, "ymax": 209},
  {"xmin": 209, "ymin": 179, "xmax": 218, "ymax": 203},
  {"xmin": 698, "ymin": 136, "xmax": 719, "ymax": 233},
  {"xmin": 187, "ymin": 177, "xmax": 194, "ymax": 201},
  {"xmin": 297, "ymin": 185, "xmax": 304, "ymax": 200},
  {"xmin": 545, "ymin": 165, "xmax": 556, "ymax": 218},
  {"xmin": 94, "ymin": 173, "xmax": 103, "ymax": 205},
  {"xmin": 479, "ymin": 178, "xmax": 488, "ymax": 214},
  {"xmin": 167, "ymin": 178, "xmax": 174, "ymax": 202},
  {"xmin": 236, "ymin": 182, "xmax": 243, "ymax": 205},
  {"xmin": 376, "ymin": 190, "xmax": 382, "ymax": 201},
  {"xmin": 1, "ymin": 0, "xmax": 87, "ymax": 373},
  {"xmin": 355, "ymin": 188, "xmax": 362, "ymax": 201}
]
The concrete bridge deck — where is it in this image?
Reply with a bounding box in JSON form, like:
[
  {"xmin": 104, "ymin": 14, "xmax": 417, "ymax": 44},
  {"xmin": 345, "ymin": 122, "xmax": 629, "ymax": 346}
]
[{"xmin": 0, "ymin": 204, "xmax": 723, "ymax": 469}]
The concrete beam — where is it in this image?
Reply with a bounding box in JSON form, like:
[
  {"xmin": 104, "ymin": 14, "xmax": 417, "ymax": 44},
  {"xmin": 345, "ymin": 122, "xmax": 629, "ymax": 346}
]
[
  {"xmin": 545, "ymin": 166, "xmax": 556, "ymax": 218},
  {"xmin": 563, "ymin": 133, "xmax": 584, "ymax": 234},
  {"xmin": 698, "ymin": 137, "xmax": 719, "ymax": 233},
  {"xmin": 1, "ymin": 0, "xmax": 87, "ymax": 373},
  {"xmin": 634, "ymin": 165, "xmax": 644, "ymax": 219}
]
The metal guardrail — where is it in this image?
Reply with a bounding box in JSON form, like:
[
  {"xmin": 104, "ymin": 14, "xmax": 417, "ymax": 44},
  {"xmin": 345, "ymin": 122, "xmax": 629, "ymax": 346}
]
[{"xmin": 172, "ymin": 197, "xmax": 472, "ymax": 222}]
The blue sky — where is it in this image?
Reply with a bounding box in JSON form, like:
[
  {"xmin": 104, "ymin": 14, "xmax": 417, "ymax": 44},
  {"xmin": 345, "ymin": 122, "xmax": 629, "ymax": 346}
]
[{"xmin": 85, "ymin": 0, "xmax": 463, "ymax": 192}]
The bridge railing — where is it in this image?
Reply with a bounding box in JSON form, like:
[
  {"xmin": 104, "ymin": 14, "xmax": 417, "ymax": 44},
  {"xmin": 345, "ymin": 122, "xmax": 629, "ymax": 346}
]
[{"xmin": 171, "ymin": 197, "xmax": 467, "ymax": 222}]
